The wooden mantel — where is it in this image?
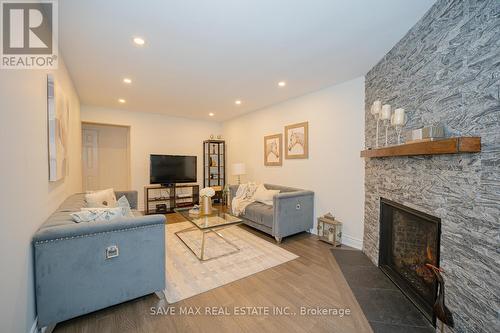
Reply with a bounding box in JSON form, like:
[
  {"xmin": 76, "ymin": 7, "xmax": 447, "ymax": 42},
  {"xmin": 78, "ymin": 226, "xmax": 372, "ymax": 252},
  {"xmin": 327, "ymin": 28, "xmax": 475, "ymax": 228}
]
[{"xmin": 360, "ymin": 137, "xmax": 481, "ymax": 158}]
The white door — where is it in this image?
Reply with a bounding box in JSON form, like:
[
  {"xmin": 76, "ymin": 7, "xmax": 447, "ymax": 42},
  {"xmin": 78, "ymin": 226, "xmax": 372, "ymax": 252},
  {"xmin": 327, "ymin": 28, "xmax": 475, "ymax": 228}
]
[{"xmin": 82, "ymin": 129, "xmax": 99, "ymax": 191}]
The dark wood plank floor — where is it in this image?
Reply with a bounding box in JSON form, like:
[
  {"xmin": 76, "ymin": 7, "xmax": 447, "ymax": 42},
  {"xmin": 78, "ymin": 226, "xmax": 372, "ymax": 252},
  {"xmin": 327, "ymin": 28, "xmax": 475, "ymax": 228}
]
[{"xmin": 54, "ymin": 213, "xmax": 372, "ymax": 333}]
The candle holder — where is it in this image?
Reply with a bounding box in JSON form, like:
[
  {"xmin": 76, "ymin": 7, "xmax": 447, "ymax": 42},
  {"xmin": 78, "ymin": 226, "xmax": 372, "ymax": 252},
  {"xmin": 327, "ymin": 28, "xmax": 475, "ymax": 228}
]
[
  {"xmin": 395, "ymin": 125, "xmax": 403, "ymax": 144},
  {"xmin": 384, "ymin": 119, "xmax": 390, "ymax": 146},
  {"xmin": 380, "ymin": 104, "xmax": 392, "ymax": 147},
  {"xmin": 391, "ymin": 108, "xmax": 406, "ymax": 145},
  {"xmin": 371, "ymin": 101, "xmax": 382, "ymax": 148}
]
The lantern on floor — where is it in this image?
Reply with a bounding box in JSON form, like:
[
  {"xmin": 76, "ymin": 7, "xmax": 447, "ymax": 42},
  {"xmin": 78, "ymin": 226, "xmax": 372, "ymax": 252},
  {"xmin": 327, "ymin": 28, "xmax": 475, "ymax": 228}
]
[{"xmin": 317, "ymin": 216, "xmax": 342, "ymax": 246}]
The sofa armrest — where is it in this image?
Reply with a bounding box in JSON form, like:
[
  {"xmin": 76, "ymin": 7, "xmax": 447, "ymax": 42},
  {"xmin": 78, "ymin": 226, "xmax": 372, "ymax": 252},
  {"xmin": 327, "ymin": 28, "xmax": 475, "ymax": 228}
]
[
  {"xmin": 33, "ymin": 214, "xmax": 165, "ymax": 243},
  {"xmin": 273, "ymin": 190, "xmax": 314, "ymax": 238},
  {"xmin": 115, "ymin": 190, "xmax": 138, "ymax": 209},
  {"xmin": 275, "ymin": 190, "xmax": 314, "ymax": 200},
  {"xmin": 33, "ymin": 214, "xmax": 166, "ymax": 327}
]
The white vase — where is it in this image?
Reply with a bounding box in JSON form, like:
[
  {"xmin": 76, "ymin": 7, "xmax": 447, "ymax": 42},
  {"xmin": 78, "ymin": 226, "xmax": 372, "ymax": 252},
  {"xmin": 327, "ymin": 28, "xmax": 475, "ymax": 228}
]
[{"xmin": 200, "ymin": 196, "xmax": 213, "ymax": 215}]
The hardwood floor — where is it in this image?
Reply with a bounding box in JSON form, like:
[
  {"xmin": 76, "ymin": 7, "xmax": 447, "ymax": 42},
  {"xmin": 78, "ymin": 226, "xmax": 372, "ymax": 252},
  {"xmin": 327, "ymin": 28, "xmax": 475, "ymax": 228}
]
[{"xmin": 54, "ymin": 213, "xmax": 372, "ymax": 333}]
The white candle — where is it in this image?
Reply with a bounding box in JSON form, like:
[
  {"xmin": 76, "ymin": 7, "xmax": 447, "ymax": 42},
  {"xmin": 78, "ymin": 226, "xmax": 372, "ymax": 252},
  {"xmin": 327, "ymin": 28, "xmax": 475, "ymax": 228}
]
[
  {"xmin": 381, "ymin": 104, "xmax": 392, "ymax": 120},
  {"xmin": 394, "ymin": 108, "xmax": 405, "ymax": 125},
  {"xmin": 371, "ymin": 100, "xmax": 382, "ymax": 115}
]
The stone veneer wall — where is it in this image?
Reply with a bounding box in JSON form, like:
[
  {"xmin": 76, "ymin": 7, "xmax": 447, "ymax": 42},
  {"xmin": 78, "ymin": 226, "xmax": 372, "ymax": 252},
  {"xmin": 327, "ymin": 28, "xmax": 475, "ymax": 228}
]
[{"xmin": 363, "ymin": 0, "xmax": 499, "ymax": 332}]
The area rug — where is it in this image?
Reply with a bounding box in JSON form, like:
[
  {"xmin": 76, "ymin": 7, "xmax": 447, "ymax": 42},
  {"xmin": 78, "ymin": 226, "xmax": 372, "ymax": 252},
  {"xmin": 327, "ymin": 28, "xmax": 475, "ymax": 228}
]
[{"xmin": 164, "ymin": 221, "xmax": 298, "ymax": 303}]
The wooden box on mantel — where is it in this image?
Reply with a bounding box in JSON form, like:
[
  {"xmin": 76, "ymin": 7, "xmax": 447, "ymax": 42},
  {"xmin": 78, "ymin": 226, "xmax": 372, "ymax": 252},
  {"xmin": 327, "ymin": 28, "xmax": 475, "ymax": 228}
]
[{"xmin": 317, "ymin": 217, "xmax": 342, "ymax": 246}]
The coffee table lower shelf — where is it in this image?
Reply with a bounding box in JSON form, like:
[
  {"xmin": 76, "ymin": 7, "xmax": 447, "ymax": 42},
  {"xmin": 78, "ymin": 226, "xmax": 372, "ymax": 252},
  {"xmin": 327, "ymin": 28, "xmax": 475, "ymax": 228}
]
[{"xmin": 175, "ymin": 224, "xmax": 241, "ymax": 261}]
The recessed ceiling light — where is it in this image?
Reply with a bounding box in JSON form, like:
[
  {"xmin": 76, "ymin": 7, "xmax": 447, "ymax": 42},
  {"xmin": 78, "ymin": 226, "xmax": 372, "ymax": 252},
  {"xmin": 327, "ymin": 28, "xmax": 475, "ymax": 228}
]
[
  {"xmin": 133, "ymin": 37, "xmax": 145, "ymax": 46},
  {"xmin": 278, "ymin": 81, "xmax": 286, "ymax": 87},
  {"xmin": 209, "ymin": 112, "xmax": 215, "ymax": 117},
  {"xmin": 235, "ymin": 100, "xmax": 242, "ymax": 105},
  {"xmin": 118, "ymin": 98, "xmax": 126, "ymax": 104},
  {"xmin": 123, "ymin": 78, "xmax": 132, "ymax": 84}
]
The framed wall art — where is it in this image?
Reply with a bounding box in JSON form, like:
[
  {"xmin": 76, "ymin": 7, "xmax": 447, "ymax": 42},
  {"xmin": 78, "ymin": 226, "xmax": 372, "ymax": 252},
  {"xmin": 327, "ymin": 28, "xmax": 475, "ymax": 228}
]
[
  {"xmin": 285, "ymin": 121, "xmax": 308, "ymax": 159},
  {"xmin": 47, "ymin": 74, "xmax": 70, "ymax": 181},
  {"xmin": 264, "ymin": 133, "xmax": 282, "ymax": 166}
]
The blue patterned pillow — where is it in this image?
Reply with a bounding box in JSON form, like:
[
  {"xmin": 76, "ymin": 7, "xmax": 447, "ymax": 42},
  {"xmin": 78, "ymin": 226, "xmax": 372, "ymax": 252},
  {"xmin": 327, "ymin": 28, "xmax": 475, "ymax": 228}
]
[
  {"xmin": 117, "ymin": 195, "xmax": 134, "ymax": 217},
  {"xmin": 71, "ymin": 207, "xmax": 124, "ymax": 223}
]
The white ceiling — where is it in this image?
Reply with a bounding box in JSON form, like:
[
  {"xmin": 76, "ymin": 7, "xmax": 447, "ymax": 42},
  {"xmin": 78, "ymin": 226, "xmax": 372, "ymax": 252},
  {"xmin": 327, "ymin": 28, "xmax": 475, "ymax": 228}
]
[{"xmin": 59, "ymin": 0, "xmax": 435, "ymax": 121}]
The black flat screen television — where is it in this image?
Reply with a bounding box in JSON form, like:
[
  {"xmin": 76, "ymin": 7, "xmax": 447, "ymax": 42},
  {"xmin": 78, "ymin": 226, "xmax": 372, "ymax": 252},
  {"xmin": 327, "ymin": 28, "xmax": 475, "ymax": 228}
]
[{"xmin": 150, "ymin": 155, "xmax": 197, "ymax": 184}]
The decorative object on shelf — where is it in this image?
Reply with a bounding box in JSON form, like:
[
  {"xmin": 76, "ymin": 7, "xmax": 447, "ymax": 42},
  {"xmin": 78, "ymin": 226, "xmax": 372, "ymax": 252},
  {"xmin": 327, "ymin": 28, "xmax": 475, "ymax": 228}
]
[
  {"xmin": 199, "ymin": 187, "xmax": 215, "ymax": 215},
  {"xmin": 47, "ymin": 75, "xmax": 70, "ymax": 181},
  {"xmin": 285, "ymin": 121, "xmax": 309, "ymax": 159},
  {"xmin": 317, "ymin": 214, "xmax": 342, "ymax": 246},
  {"xmin": 156, "ymin": 204, "xmax": 167, "ymax": 214},
  {"xmin": 371, "ymin": 100, "xmax": 382, "ymax": 148},
  {"xmin": 405, "ymin": 125, "xmax": 445, "ymax": 143},
  {"xmin": 203, "ymin": 140, "xmax": 225, "ymax": 203},
  {"xmin": 217, "ymin": 134, "xmax": 223, "ymax": 139},
  {"xmin": 210, "ymin": 134, "xmax": 215, "ymax": 139},
  {"xmin": 380, "ymin": 104, "xmax": 392, "ymax": 146},
  {"xmin": 391, "ymin": 108, "xmax": 406, "ymax": 144},
  {"xmin": 188, "ymin": 205, "xmax": 200, "ymax": 215},
  {"xmin": 264, "ymin": 133, "xmax": 283, "ymax": 166},
  {"xmin": 231, "ymin": 163, "xmax": 246, "ymax": 184}
]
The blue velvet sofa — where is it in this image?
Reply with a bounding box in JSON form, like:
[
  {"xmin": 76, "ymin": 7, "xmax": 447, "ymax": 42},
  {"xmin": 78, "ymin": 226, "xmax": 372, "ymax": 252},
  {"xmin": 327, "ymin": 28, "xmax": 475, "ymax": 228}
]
[
  {"xmin": 230, "ymin": 184, "xmax": 314, "ymax": 243},
  {"xmin": 33, "ymin": 191, "xmax": 166, "ymax": 330}
]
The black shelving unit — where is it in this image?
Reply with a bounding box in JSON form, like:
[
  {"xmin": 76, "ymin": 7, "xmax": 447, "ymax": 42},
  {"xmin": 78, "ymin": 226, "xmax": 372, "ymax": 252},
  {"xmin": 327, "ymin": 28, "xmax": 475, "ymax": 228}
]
[
  {"xmin": 203, "ymin": 140, "xmax": 225, "ymax": 202},
  {"xmin": 144, "ymin": 184, "xmax": 199, "ymax": 214}
]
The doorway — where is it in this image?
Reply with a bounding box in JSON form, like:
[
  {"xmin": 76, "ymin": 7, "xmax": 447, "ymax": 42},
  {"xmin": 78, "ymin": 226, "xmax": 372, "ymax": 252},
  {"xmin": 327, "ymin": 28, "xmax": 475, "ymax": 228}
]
[{"xmin": 82, "ymin": 122, "xmax": 131, "ymax": 191}]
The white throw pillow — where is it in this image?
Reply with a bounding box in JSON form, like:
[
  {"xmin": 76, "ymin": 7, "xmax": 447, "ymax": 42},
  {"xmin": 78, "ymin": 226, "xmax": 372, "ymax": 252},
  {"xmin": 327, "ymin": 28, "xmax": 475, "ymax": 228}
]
[
  {"xmin": 253, "ymin": 184, "xmax": 280, "ymax": 206},
  {"xmin": 71, "ymin": 207, "xmax": 124, "ymax": 223},
  {"xmin": 85, "ymin": 188, "xmax": 117, "ymax": 208}
]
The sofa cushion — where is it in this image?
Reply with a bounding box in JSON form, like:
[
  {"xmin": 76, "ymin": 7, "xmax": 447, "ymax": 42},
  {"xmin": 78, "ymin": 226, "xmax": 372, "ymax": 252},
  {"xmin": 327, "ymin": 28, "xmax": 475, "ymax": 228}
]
[
  {"xmin": 41, "ymin": 211, "xmax": 74, "ymax": 229},
  {"xmin": 55, "ymin": 193, "xmax": 87, "ymax": 212},
  {"xmin": 243, "ymin": 202, "xmax": 274, "ymax": 229}
]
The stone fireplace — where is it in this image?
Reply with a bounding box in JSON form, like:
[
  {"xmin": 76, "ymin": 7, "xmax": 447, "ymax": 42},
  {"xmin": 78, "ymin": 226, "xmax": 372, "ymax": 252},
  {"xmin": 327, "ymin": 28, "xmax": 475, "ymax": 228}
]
[
  {"xmin": 363, "ymin": 1, "xmax": 499, "ymax": 331},
  {"xmin": 379, "ymin": 198, "xmax": 441, "ymax": 325}
]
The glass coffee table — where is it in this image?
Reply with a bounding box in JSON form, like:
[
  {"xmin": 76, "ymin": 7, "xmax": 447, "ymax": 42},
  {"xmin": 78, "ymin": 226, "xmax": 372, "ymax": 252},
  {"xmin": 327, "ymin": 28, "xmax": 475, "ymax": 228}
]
[{"xmin": 174, "ymin": 207, "xmax": 242, "ymax": 261}]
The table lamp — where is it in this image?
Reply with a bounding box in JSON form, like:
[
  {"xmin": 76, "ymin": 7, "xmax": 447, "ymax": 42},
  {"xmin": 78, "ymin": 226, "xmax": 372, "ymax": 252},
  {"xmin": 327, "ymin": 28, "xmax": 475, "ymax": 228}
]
[{"xmin": 231, "ymin": 163, "xmax": 246, "ymax": 185}]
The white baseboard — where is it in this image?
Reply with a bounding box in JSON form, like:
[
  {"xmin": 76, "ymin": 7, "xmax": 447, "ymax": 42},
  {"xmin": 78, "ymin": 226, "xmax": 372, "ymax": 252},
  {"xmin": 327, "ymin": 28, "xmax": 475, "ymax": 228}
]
[
  {"xmin": 341, "ymin": 234, "xmax": 363, "ymax": 250},
  {"xmin": 308, "ymin": 229, "xmax": 363, "ymax": 250}
]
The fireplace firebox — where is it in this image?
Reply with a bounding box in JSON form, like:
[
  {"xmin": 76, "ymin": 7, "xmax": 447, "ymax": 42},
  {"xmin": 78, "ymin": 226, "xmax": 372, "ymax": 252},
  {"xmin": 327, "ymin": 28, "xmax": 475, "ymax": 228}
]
[{"xmin": 378, "ymin": 198, "xmax": 441, "ymax": 325}]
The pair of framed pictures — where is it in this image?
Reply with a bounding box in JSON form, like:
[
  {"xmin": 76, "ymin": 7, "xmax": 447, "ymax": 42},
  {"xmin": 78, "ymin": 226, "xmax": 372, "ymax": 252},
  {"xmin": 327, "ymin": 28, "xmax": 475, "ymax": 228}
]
[{"xmin": 264, "ymin": 122, "xmax": 308, "ymax": 166}]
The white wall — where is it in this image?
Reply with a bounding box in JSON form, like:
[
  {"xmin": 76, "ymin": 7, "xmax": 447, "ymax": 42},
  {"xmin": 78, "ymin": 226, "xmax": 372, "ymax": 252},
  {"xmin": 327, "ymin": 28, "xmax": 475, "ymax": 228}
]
[
  {"xmin": 223, "ymin": 77, "xmax": 365, "ymax": 248},
  {"xmin": 0, "ymin": 60, "xmax": 82, "ymax": 333},
  {"xmin": 81, "ymin": 106, "xmax": 222, "ymax": 209}
]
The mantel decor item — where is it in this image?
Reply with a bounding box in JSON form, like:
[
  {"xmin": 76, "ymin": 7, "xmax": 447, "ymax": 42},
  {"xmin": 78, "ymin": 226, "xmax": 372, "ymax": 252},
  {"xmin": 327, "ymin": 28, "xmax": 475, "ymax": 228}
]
[
  {"xmin": 371, "ymin": 100, "xmax": 382, "ymax": 147},
  {"xmin": 317, "ymin": 214, "xmax": 342, "ymax": 246},
  {"xmin": 405, "ymin": 125, "xmax": 445, "ymax": 143},
  {"xmin": 391, "ymin": 108, "xmax": 406, "ymax": 144},
  {"xmin": 285, "ymin": 122, "xmax": 309, "ymax": 159},
  {"xmin": 199, "ymin": 187, "xmax": 215, "ymax": 215},
  {"xmin": 380, "ymin": 104, "xmax": 392, "ymax": 146},
  {"xmin": 264, "ymin": 133, "xmax": 283, "ymax": 166}
]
